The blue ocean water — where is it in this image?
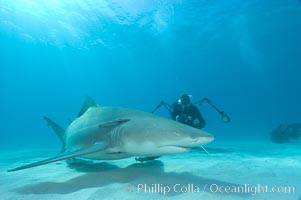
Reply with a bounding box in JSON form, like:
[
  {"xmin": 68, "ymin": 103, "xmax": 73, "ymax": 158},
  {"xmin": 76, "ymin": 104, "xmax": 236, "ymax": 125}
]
[
  {"xmin": 1, "ymin": 1, "xmax": 301, "ymax": 200},
  {"xmin": 0, "ymin": 0, "xmax": 301, "ymax": 149}
]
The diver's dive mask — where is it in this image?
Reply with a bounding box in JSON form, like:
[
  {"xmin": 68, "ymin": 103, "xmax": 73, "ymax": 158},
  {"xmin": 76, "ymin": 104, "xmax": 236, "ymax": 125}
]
[{"xmin": 178, "ymin": 94, "xmax": 192, "ymax": 109}]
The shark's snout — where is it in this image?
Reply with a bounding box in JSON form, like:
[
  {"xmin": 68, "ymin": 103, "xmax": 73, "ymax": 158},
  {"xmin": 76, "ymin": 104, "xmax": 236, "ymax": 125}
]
[
  {"xmin": 193, "ymin": 134, "xmax": 214, "ymax": 145},
  {"xmin": 166, "ymin": 133, "xmax": 214, "ymax": 149}
]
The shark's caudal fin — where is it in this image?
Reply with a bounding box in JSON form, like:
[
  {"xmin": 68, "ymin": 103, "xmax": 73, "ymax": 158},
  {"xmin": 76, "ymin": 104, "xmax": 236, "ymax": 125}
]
[
  {"xmin": 7, "ymin": 142, "xmax": 108, "ymax": 172},
  {"xmin": 43, "ymin": 116, "xmax": 65, "ymax": 143},
  {"xmin": 77, "ymin": 96, "xmax": 97, "ymax": 118},
  {"xmin": 43, "ymin": 116, "xmax": 66, "ymax": 154}
]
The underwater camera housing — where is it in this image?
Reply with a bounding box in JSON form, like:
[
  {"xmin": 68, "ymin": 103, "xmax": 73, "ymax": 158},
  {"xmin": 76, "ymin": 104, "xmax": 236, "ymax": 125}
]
[{"xmin": 175, "ymin": 114, "xmax": 188, "ymax": 124}]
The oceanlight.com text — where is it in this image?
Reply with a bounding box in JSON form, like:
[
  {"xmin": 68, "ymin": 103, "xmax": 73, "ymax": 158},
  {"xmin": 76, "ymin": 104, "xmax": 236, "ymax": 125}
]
[
  {"xmin": 206, "ymin": 183, "xmax": 295, "ymax": 196},
  {"xmin": 130, "ymin": 183, "xmax": 295, "ymax": 196}
]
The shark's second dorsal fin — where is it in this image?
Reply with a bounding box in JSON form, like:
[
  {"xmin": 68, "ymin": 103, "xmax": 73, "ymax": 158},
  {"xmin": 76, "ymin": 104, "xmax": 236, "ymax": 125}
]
[{"xmin": 77, "ymin": 96, "xmax": 97, "ymax": 117}]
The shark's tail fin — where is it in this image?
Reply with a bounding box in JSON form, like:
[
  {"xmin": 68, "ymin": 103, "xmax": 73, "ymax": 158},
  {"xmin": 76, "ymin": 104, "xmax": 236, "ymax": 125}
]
[{"xmin": 43, "ymin": 116, "xmax": 66, "ymax": 154}]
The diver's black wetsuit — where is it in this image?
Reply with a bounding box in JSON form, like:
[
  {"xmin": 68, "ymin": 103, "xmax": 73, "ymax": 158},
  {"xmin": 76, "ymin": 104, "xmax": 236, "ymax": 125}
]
[{"xmin": 171, "ymin": 102, "xmax": 206, "ymax": 129}]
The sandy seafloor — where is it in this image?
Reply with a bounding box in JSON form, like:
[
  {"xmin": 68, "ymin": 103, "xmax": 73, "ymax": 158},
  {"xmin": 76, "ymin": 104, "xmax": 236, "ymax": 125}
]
[{"xmin": 1, "ymin": 141, "xmax": 301, "ymax": 200}]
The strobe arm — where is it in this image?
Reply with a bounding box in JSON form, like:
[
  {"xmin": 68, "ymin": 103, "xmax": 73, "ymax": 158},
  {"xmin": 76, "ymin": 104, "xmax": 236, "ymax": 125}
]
[
  {"xmin": 151, "ymin": 101, "xmax": 172, "ymax": 115},
  {"xmin": 194, "ymin": 98, "xmax": 231, "ymax": 123}
]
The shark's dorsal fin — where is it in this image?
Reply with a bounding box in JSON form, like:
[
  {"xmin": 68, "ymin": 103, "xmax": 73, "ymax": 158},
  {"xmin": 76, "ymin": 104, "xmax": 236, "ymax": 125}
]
[
  {"xmin": 77, "ymin": 96, "xmax": 97, "ymax": 117},
  {"xmin": 7, "ymin": 142, "xmax": 108, "ymax": 172}
]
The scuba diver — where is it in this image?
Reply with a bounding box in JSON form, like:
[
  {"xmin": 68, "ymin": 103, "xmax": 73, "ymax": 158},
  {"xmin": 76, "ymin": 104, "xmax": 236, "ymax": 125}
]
[
  {"xmin": 152, "ymin": 94, "xmax": 231, "ymax": 128},
  {"xmin": 170, "ymin": 94, "xmax": 206, "ymax": 129},
  {"xmin": 270, "ymin": 123, "xmax": 301, "ymax": 143}
]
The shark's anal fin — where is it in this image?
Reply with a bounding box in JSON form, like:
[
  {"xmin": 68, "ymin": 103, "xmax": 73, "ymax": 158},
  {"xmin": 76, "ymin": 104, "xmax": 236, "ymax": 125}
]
[
  {"xmin": 7, "ymin": 142, "xmax": 108, "ymax": 172},
  {"xmin": 98, "ymin": 119, "xmax": 131, "ymax": 128},
  {"xmin": 77, "ymin": 96, "xmax": 97, "ymax": 118}
]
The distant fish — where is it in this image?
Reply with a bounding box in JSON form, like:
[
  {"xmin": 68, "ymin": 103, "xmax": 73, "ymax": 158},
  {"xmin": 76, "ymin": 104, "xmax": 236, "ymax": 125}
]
[
  {"xmin": 270, "ymin": 123, "xmax": 301, "ymax": 143},
  {"xmin": 8, "ymin": 96, "xmax": 214, "ymax": 172}
]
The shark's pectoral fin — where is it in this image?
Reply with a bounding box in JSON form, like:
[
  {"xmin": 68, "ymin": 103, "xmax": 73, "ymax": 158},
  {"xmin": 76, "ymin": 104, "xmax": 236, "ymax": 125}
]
[
  {"xmin": 7, "ymin": 142, "xmax": 108, "ymax": 172},
  {"xmin": 98, "ymin": 119, "xmax": 131, "ymax": 128}
]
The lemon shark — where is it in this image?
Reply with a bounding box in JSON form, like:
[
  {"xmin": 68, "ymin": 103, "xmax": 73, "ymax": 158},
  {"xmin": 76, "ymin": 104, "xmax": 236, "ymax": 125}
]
[{"xmin": 8, "ymin": 97, "xmax": 214, "ymax": 172}]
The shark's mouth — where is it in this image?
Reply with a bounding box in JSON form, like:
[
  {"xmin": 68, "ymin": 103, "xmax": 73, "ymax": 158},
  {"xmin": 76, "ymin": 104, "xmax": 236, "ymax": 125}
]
[
  {"xmin": 172, "ymin": 146, "xmax": 190, "ymax": 151},
  {"xmin": 158, "ymin": 145, "xmax": 190, "ymax": 154}
]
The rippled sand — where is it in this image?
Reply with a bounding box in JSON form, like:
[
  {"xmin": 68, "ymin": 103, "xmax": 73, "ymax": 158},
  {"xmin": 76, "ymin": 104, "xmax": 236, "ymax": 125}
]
[{"xmin": 1, "ymin": 141, "xmax": 300, "ymax": 200}]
